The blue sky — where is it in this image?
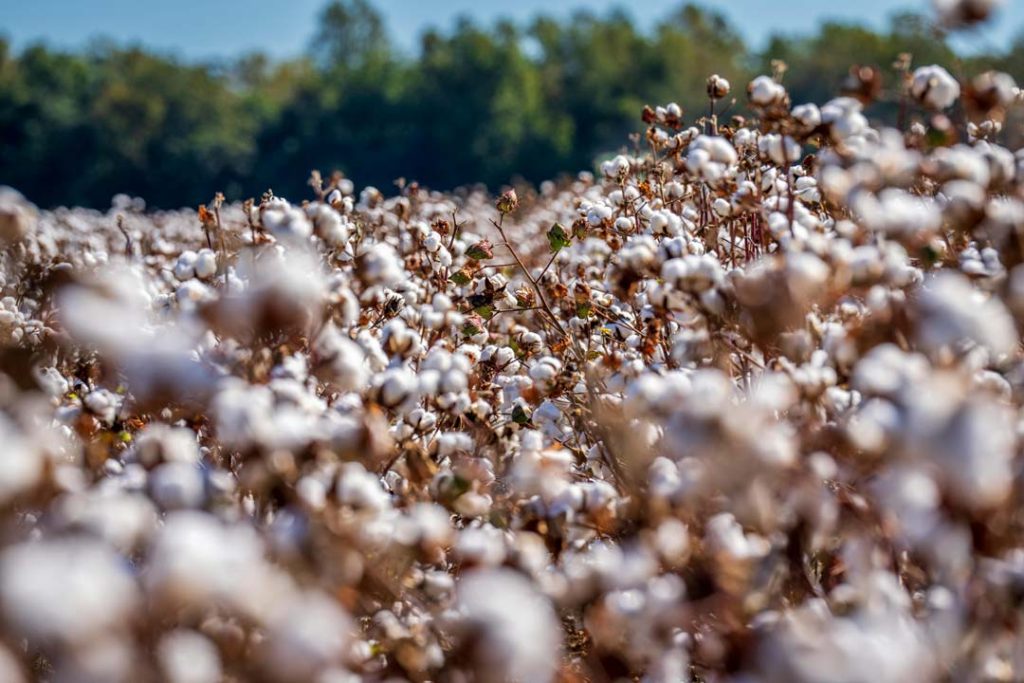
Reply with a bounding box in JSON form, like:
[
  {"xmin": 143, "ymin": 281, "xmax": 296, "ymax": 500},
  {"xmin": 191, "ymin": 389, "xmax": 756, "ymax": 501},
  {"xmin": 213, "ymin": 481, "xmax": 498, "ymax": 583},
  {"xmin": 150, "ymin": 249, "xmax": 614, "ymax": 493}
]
[{"xmin": 3, "ymin": 0, "xmax": 1022, "ymax": 60}]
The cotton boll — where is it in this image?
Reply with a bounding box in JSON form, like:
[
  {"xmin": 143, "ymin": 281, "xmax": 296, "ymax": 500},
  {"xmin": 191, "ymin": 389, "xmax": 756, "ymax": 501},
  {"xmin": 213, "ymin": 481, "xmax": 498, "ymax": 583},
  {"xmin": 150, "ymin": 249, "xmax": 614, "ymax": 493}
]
[
  {"xmin": 157, "ymin": 630, "xmax": 222, "ymax": 683},
  {"xmin": 336, "ymin": 462, "xmax": 390, "ymax": 512},
  {"xmin": 144, "ymin": 511, "xmax": 271, "ymax": 616},
  {"xmin": 373, "ymin": 367, "xmax": 419, "ymax": 411},
  {"xmin": 0, "ymin": 537, "xmax": 139, "ymax": 645},
  {"xmin": 912, "ymin": 65, "xmax": 961, "ymax": 110},
  {"xmin": 759, "ymin": 134, "xmax": 801, "ymax": 166},
  {"xmin": 0, "ymin": 413, "xmax": 46, "ymax": 505},
  {"xmin": 915, "ymin": 271, "xmax": 1017, "ymax": 360},
  {"xmin": 792, "ymin": 103, "xmax": 822, "ymax": 129},
  {"xmin": 173, "ymin": 250, "xmax": 198, "ymax": 281},
  {"xmin": 263, "ymin": 591, "xmax": 353, "ymax": 683},
  {"xmin": 0, "ymin": 186, "xmax": 36, "ymax": 245},
  {"xmin": 193, "ymin": 249, "xmax": 217, "ymax": 280},
  {"xmin": 748, "ymin": 75, "xmax": 787, "ymax": 106},
  {"xmin": 311, "ymin": 205, "xmax": 351, "ymax": 247},
  {"xmin": 133, "ymin": 423, "xmax": 201, "ymax": 467},
  {"xmin": 313, "ymin": 323, "xmax": 369, "ymax": 392},
  {"xmin": 455, "ymin": 569, "xmax": 561, "ymax": 683},
  {"xmin": 150, "ymin": 462, "xmax": 207, "ymax": 510},
  {"xmin": 820, "ymin": 97, "xmax": 868, "ymax": 141}
]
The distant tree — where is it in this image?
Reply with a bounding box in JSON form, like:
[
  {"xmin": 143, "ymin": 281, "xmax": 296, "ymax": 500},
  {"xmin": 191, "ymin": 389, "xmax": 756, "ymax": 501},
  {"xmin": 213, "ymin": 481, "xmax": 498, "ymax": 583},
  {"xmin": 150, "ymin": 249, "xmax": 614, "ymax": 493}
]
[
  {"xmin": 310, "ymin": 0, "xmax": 391, "ymax": 74},
  {"xmin": 0, "ymin": 1, "xmax": 1021, "ymax": 208}
]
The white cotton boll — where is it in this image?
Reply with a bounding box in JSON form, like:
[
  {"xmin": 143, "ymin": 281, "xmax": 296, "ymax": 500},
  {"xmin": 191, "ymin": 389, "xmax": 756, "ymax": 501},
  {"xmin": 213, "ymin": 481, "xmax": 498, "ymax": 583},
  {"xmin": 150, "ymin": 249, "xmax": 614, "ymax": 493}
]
[
  {"xmin": 375, "ymin": 367, "xmax": 419, "ymax": 410},
  {"xmin": 912, "ymin": 65, "xmax": 960, "ymax": 110},
  {"xmin": 85, "ymin": 388, "xmax": 121, "ymax": 425},
  {"xmin": 313, "ymin": 324, "xmax": 369, "ymax": 393},
  {"xmin": 175, "ymin": 279, "xmax": 214, "ymax": 309},
  {"xmin": 336, "ymin": 462, "xmax": 390, "ymax": 512},
  {"xmin": 915, "ymin": 271, "xmax": 1017, "ymax": 359},
  {"xmin": 748, "ymin": 75, "xmax": 787, "ymax": 106},
  {"xmin": 0, "ymin": 644, "xmax": 25, "ymax": 683},
  {"xmin": 212, "ymin": 381, "xmax": 274, "ymax": 449},
  {"xmin": 712, "ymin": 197, "xmax": 732, "ymax": 217},
  {"xmin": 311, "ymin": 205, "xmax": 350, "ymax": 247},
  {"xmin": 360, "ymin": 243, "xmax": 404, "ymax": 286},
  {"xmin": 932, "ymin": 398, "xmax": 1016, "ymax": 510},
  {"xmin": 150, "ymin": 462, "xmax": 206, "ymax": 510},
  {"xmin": 0, "ymin": 414, "xmax": 45, "ymax": 505},
  {"xmin": 821, "ymin": 97, "xmax": 868, "ymax": 141},
  {"xmin": 601, "ymin": 154, "xmax": 631, "ymax": 178},
  {"xmin": 145, "ymin": 511, "xmax": 269, "ymax": 616},
  {"xmin": 34, "ymin": 366, "xmax": 68, "ymax": 397},
  {"xmin": 174, "ymin": 250, "xmax": 198, "ymax": 281},
  {"xmin": 757, "ymin": 580, "xmax": 934, "ymax": 683},
  {"xmin": 0, "ymin": 186, "xmax": 36, "ymax": 245},
  {"xmin": 704, "ymin": 513, "xmax": 770, "ymax": 561},
  {"xmin": 133, "ymin": 423, "xmax": 200, "ymax": 467},
  {"xmin": 455, "ymin": 569, "xmax": 561, "ymax": 683},
  {"xmin": 264, "ymin": 591, "xmax": 352, "ymax": 682},
  {"xmin": 423, "ymin": 231, "xmax": 442, "ymax": 253},
  {"xmin": 55, "ymin": 491, "xmax": 158, "ymax": 554},
  {"xmin": 158, "ymin": 630, "xmax": 222, "ymax": 683},
  {"xmin": 792, "ymin": 103, "xmax": 822, "ymax": 129},
  {"xmin": 193, "ymin": 248, "xmax": 218, "ymax": 280},
  {"xmin": 453, "ymin": 491, "xmax": 492, "ymax": 517},
  {"xmin": 0, "ymin": 537, "xmax": 139, "ymax": 645},
  {"xmin": 759, "ymin": 134, "xmax": 801, "ymax": 166},
  {"xmin": 852, "ymin": 188, "xmax": 941, "ymax": 239},
  {"xmin": 263, "ymin": 203, "xmax": 313, "ymax": 242}
]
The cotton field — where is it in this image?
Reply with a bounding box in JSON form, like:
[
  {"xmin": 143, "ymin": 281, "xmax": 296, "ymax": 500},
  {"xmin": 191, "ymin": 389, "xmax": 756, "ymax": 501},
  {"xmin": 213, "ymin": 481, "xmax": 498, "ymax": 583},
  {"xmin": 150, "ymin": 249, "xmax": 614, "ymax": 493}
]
[{"xmin": 0, "ymin": 31, "xmax": 1023, "ymax": 683}]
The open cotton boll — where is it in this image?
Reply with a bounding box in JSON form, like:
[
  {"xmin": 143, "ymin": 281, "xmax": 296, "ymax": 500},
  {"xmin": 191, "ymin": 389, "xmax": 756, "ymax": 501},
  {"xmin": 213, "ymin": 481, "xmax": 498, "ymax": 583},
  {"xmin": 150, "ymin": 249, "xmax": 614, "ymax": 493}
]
[
  {"xmin": 0, "ymin": 537, "xmax": 139, "ymax": 645},
  {"xmin": 144, "ymin": 511, "xmax": 280, "ymax": 618},
  {"xmin": 748, "ymin": 75, "xmax": 787, "ymax": 106},
  {"xmin": 912, "ymin": 65, "xmax": 961, "ymax": 110},
  {"xmin": 263, "ymin": 591, "xmax": 353, "ymax": 683},
  {"xmin": 173, "ymin": 250, "xmax": 198, "ymax": 281},
  {"xmin": 915, "ymin": 271, "xmax": 1017, "ymax": 360},
  {"xmin": 313, "ymin": 323, "xmax": 369, "ymax": 393},
  {"xmin": 157, "ymin": 630, "xmax": 222, "ymax": 683},
  {"xmin": 193, "ymin": 249, "xmax": 218, "ymax": 280},
  {"xmin": 454, "ymin": 569, "xmax": 561, "ymax": 683},
  {"xmin": 0, "ymin": 186, "xmax": 37, "ymax": 245}
]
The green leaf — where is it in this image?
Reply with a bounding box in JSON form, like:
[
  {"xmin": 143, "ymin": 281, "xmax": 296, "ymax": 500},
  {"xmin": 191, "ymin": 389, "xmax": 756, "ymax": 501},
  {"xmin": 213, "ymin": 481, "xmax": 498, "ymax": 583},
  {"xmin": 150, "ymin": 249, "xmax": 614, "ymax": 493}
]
[
  {"xmin": 575, "ymin": 302, "xmax": 592, "ymax": 318},
  {"xmin": 462, "ymin": 313, "xmax": 485, "ymax": 337},
  {"xmin": 546, "ymin": 223, "xmax": 571, "ymax": 253},
  {"xmin": 466, "ymin": 239, "xmax": 494, "ymax": 260},
  {"xmin": 449, "ymin": 269, "xmax": 472, "ymax": 285},
  {"xmin": 511, "ymin": 404, "xmax": 531, "ymax": 425}
]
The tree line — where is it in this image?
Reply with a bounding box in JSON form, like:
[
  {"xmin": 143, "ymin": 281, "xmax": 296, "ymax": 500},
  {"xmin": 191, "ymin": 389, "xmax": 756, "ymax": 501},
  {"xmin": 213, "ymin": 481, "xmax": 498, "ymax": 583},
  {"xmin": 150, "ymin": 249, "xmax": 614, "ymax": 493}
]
[{"xmin": 1, "ymin": 1, "xmax": 1021, "ymax": 208}]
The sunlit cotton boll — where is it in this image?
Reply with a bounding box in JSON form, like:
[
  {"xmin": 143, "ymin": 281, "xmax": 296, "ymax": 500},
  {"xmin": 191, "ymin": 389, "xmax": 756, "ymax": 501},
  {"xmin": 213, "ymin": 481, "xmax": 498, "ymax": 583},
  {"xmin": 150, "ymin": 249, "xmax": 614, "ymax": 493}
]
[
  {"xmin": 911, "ymin": 65, "xmax": 961, "ymax": 110},
  {"xmin": 157, "ymin": 630, "xmax": 222, "ymax": 683},
  {"xmin": 0, "ymin": 537, "xmax": 139, "ymax": 646},
  {"xmin": 263, "ymin": 591, "xmax": 353, "ymax": 683},
  {"xmin": 144, "ymin": 511, "xmax": 273, "ymax": 616},
  {"xmin": 313, "ymin": 323, "xmax": 369, "ymax": 393},
  {"xmin": 792, "ymin": 103, "xmax": 822, "ymax": 129},
  {"xmin": 914, "ymin": 271, "xmax": 1017, "ymax": 360},
  {"xmin": 759, "ymin": 134, "xmax": 801, "ymax": 166},
  {"xmin": 748, "ymin": 75, "xmax": 787, "ymax": 106},
  {"xmin": 454, "ymin": 569, "xmax": 561, "ymax": 683}
]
